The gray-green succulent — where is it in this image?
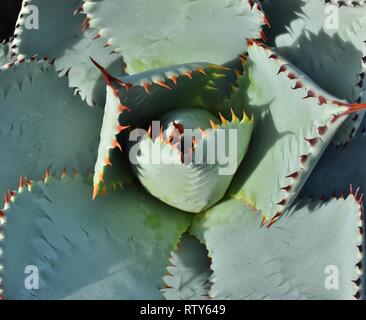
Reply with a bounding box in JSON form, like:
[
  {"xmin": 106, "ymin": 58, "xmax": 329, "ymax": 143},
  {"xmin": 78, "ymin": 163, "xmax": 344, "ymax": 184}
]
[{"xmin": 0, "ymin": 0, "xmax": 364, "ymax": 300}]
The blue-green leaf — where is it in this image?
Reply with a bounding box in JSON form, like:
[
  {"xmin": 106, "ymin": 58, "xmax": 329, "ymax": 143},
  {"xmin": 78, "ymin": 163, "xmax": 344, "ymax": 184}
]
[
  {"xmin": 0, "ymin": 59, "xmax": 102, "ymax": 205},
  {"xmin": 0, "ymin": 174, "xmax": 190, "ymax": 300},
  {"xmin": 263, "ymin": 0, "xmax": 366, "ymax": 145},
  {"xmin": 162, "ymin": 234, "xmax": 211, "ymax": 300},
  {"xmin": 228, "ymin": 40, "xmax": 354, "ymax": 221},
  {"xmin": 12, "ymin": 0, "xmax": 125, "ymax": 106},
  {"xmin": 82, "ymin": 0, "xmax": 266, "ymax": 74},
  {"xmin": 191, "ymin": 196, "xmax": 364, "ymax": 299}
]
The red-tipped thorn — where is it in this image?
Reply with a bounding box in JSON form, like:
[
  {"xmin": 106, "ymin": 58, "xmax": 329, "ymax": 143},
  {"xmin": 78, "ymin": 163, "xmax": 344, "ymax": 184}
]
[
  {"xmin": 4, "ymin": 193, "xmax": 10, "ymax": 206},
  {"xmin": 318, "ymin": 126, "xmax": 327, "ymax": 135},
  {"xmin": 93, "ymin": 183, "xmax": 100, "ymax": 200},
  {"xmin": 156, "ymin": 80, "xmax": 171, "ymax": 90},
  {"xmin": 336, "ymin": 103, "xmax": 366, "ymax": 118},
  {"xmin": 81, "ymin": 17, "xmax": 90, "ymax": 32},
  {"xmin": 196, "ymin": 67, "xmax": 207, "ymax": 75},
  {"xmin": 286, "ymin": 172, "xmax": 299, "ymax": 179},
  {"xmin": 25, "ymin": 177, "xmax": 31, "ymax": 188},
  {"xmin": 260, "ymin": 216, "xmax": 267, "ymax": 227},
  {"xmin": 19, "ymin": 176, "xmax": 24, "ymax": 189},
  {"xmin": 358, "ymin": 193, "xmax": 364, "ymax": 205},
  {"xmin": 303, "ymin": 90, "xmax": 316, "ymax": 99},
  {"xmin": 112, "ymin": 139, "xmax": 122, "ymax": 151},
  {"xmin": 267, "ymin": 218, "xmax": 277, "ymax": 228},
  {"xmin": 263, "ymin": 16, "xmax": 271, "ymax": 28},
  {"xmin": 118, "ymin": 104, "xmax": 130, "ymax": 113},
  {"xmin": 304, "ymin": 137, "xmax": 318, "ymax": 146},
  {"xmin": 169, "ymin": 75, "xmax": 178, "ymax": 86},
  {"xmin": 287, "ymin": 72, "xmax": 297, "ymax": 80},
  {"xmin": 318, "ymin": 96, "xmax": 327, "ymax": 105},
  {"xmin": 74, "ymin": 6, "xmax": 84, "ymax": 15},
  {"xmin": 45, "ymin": 169, "xmax": 50, "ymax": 180},
  {"xmin": 281, "ymin": 185, "xmax": 292, "ymax": 192},
  {"xmin": 142, "ymin": 82, "xmax": 151, "ymax": 94},
  {"xmin": 276, "ymin": 199, "xmax": 287, "ymax": 206},
  {"xmin": 116, "ymin": 124, "xmax": 130, "ymax": 134},
  {"xmin": 292, "ymin": 81, "xmax": 303, "ymax": 90},
  {"xmin": 277, "ymin": 65, "xmax": 287, "ymax": 74},
  {"xmin": 105, "ymin": 157, "xmax": 112, "ymax": 167},
  {"xmin": 182, "ymin": 71, "xmax": 193, "ymax": 79},
  {"xmin": 260, "ymin": 30, "xmax": 267, "ymax": 41},
  {"xmin": 90, "ymin": 57, "xmax": 127, "ymax": 88},
  {"xmin": 246, "ymin": 38, "xmax": 255, "ymax": 47},
  {"xmin": 300, "ymin": 155, "xmax": 308, "ymax": 163}
]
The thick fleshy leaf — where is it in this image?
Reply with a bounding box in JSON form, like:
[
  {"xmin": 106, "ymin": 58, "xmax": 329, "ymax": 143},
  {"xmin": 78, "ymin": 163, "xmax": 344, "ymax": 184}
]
[
  {"xmin": 12, "ymin": 0, "xmax": 125, "ymax": 106},
  {"xmin": 191, "ymin": 196, "xmax": 364, "ymax": 300},
  {"xmin": 129, "ymin": 109, "xmax": 253, "ymax": 213},
  {"xmin": 162, "ymin": 234, "xmax": 211, "ymax": 300},
  {"xmin": 228, "ymin": 40, "xmax": 357, "ymax": 222},
  {"xmin": 263, "ymin": 0, "xmax": 366, "ymax": 145},
  {"xmin": 54, "ymin": 28, "xmax": 126, "ymax": 107},
  {"xmin": 12, "ymin": 0, "xmax": 82, "ymax": 57},
  {"xmin": 0, "ymin": 59, "xmax": 102, "ymax": 205},
  {"xmin": 92, "ymin": 62, "xmax": 232, "ymax": 198},
  {"xmin": 82, "ymin": 0, "xmax": 266, "ymax": 74},
  {"xmin": 0, "ymin": 174, "xmax": 190, "ymax": 300}
]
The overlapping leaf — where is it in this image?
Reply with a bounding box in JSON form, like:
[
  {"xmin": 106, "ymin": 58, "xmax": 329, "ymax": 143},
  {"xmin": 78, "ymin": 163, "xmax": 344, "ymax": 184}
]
[
  {"xmin": 261, "ymin": 0, "xmax": 366, "ymax": 145},
  {"xmin": 82, "ymin": 0, "xmax": 267, "ymax": 74},
  {"xmin": 129, "ymin": 109, "xmax": 253, "ymax": 213},
  {"xmin": 12, "ymin": 0, "xmax": 125, "ymax": 106},
  {"xmin": 162, "ymin": 234, "xmax": 211, "ymax": 300},
  {"xmin": 0, "ymin": 59, "xmax": 102, "ymax": 205},
  {"xmin": 191, "ymin": 195, "xmax": 364, "ymax": 299},
  {"xmin": 92, "ymin": 62, "xmax": 234, "ymax": 198},
  {"xmin": 228, "ymin": 40, "xmax": 358, "ymax": 221},
  {"xmin": 0, "ymin": 174, "xmax": 190, "ymax": 299}
]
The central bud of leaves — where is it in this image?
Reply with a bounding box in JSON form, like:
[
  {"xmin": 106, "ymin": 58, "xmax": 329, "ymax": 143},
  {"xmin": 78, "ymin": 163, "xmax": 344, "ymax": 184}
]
[{"xmin": 128, "ymin": 108, "xmax": 253, "ymax": 213}]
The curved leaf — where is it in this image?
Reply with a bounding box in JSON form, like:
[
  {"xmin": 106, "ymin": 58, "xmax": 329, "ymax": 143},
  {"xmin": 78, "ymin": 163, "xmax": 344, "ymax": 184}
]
[
  {"xmin": 162, "ymin": 234, "xmax": 211, "ymax": 300},
  {"xmin": 191, "ymin": 196, "xmax": 364, "ymax": 299},
  {"xmin": 0, "ymin": 174, "xmax": 190, "ymax": 300},
  {"xmin": 82, "ymin": 0, "xmax": 266, "ymax": 74},
  {"xmin": 0, "ymin": 59, "xmax": 102, "ymax": 205},
  {"xmin": 12, "ymin": 0, "xmax": 125, "ymax": 106},
  {"xmin": 228, "ymin": 40, "xmax": 355, "ymax": 221},
  {"xmin": 264, "ymin": 0, "xmax": 366, "ymax": 145},
  {"xmin": 92, "ymin": 62, "xmax": 232, "ymax": 198},
  {"xmin": 129, "ymin": 109, "xmax": 253, "ymax": 213}
]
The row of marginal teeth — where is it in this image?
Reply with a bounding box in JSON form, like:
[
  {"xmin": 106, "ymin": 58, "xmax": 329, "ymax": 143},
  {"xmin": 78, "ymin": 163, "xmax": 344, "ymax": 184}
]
[
  {"xmin": 136, "ymin": 64, "xmax": 228, "ymax": 94},
  {"xmin": 325, "ymin": 0, "xmax": 366, "ymax": 7},
  {"xmin": 145, "ymin": 109, "xmax": 254, "ymax": 145}
]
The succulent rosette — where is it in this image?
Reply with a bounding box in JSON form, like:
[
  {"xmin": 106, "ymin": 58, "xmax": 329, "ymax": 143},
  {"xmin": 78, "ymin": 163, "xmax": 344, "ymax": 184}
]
[{"xmin": 0, "ymin": 0, "xmax": 364, "ymax": 300}]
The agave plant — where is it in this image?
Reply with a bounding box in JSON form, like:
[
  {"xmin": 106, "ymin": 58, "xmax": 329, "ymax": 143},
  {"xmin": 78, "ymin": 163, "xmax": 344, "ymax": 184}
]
[{"xmin": 0, "ymin": 0, "xmax": 365, "ymax": 300}]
